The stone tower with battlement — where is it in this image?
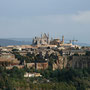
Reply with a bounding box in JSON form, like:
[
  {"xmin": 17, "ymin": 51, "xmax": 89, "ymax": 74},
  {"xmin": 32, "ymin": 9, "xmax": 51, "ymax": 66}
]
[{"xmin": 61, "ymin": 35, "xmax": 64, "ymax": 44}]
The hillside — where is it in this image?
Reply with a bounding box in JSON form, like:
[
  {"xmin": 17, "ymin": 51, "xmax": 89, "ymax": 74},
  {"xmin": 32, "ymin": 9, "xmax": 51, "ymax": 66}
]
[
  {"xmin": 0, "ymin": 39, "xmax": 32, "ymax": 46},
  {"xmin": 0, "ymin": 38, "xmax": 90, "ymax": 47}
]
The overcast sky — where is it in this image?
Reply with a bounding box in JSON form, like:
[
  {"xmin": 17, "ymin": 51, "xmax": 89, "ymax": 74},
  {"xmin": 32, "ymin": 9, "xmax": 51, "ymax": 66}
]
[{"xmin": 0, "ymin": 0, "xmax": 90, "ymax": 43}]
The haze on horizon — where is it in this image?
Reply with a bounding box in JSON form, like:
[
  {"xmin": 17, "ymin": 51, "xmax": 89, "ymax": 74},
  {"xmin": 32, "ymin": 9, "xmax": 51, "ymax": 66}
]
[{"xmin": 0, "ymin": 0, "xmax": 90, "ymax": 44}]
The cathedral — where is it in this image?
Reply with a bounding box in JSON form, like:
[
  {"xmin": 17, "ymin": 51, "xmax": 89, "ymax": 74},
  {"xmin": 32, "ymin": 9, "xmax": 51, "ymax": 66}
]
[{"xmin": 32, "ymin": 33, "xmax": 50, "ymax": 45}]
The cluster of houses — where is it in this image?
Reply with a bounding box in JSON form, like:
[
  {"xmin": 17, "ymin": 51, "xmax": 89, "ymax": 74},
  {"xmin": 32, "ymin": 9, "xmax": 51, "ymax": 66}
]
[{"xmin": 0, "ymin": 33, "xmax": 90, "ymax": 71}]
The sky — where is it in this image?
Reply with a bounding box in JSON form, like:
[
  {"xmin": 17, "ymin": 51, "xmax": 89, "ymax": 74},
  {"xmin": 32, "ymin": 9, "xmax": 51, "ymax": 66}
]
[{"xmin": 0, "ymin": 0, "xmax": 90, "ymax": 43}]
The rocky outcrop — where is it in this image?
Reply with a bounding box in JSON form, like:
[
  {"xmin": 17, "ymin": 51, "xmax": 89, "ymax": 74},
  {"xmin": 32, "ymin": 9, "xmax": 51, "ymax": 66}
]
[{"xmin": 53, "ymin": 54, "xmax": 68, "ymax": 70}]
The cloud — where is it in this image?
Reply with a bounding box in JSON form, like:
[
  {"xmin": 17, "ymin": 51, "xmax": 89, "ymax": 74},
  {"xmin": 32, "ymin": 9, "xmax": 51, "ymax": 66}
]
[
  {"xmin": 72, "ymin": 11, "xmax": 90, "ymax": 23},
  {"xmin": 32, "ymin": 11, "xmax": 90, "ymax": 25}
]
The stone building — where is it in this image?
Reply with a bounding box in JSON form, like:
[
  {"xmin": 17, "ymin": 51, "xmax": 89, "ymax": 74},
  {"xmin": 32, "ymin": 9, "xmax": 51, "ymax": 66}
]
[
  {"xmin": 50, "ymin": 36, "xmax": 64, "ymax": 45},
  {"xmin": 24, "ymin": 61, "xmax": 48, "ymax": 70},
  {"xmin": 61, "ymin": 50, "xmax": 86, "ymax": 56},
  {"xmin": 36, "ymin": 61, "xmax": 48, "ymax": 70},
  {"xmin": 32, "ymin": 33, "xmax": 50, "ymax": 45}
]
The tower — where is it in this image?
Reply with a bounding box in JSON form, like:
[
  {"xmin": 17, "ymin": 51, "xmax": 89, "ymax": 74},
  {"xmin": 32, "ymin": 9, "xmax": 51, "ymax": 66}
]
[
  {"xmin": 41, "ymin": 33, "xmax": 42, "ymax": 39},
  {"xmin": 62, "ymin": 35, "xmax": 64, "ymax": 44},
  {"xmin": 47, "ymin": 33, "xmax": 50, "ymax": 44}
]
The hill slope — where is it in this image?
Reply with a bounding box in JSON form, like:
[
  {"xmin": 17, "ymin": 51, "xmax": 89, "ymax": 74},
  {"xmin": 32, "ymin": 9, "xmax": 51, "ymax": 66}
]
[{"xmin": 0, "ymin": 39, "xmax": 32, "ymax": 46}]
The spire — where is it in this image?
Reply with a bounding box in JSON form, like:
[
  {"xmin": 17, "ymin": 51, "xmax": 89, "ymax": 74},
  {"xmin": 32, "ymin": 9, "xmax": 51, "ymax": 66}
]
[
  {"xmin": 48, "ymin": 33, "xmax": 49, "ymax": 39},
  {"xmin": 41, "ymin": 33, "xmax": 42, "ymax": 39}
]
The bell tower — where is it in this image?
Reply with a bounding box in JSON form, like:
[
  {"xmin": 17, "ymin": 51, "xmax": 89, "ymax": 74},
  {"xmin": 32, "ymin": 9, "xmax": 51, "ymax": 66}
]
[{"xmin": 62, "ymin": 35, "xmax": 64, "ymax": 44}]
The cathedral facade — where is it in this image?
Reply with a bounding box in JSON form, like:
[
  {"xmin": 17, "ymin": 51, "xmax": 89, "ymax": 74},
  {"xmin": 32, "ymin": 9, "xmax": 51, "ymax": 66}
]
[{"xmin": 32, "ymin": 33, "xmax": 50, "ymax": 45}]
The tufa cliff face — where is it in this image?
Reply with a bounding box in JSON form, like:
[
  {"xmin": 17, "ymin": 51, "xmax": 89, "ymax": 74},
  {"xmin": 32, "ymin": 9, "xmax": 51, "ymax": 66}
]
[
  {"xmin": 52, "ymin": 54, "xmax": 68, "ymax": 70},
  {"xmin": 52, "ymin": 54, "xmax": 90, "ymax": 70},
  {"xmin": 71, "ymin": 56, "xmax": 90, "ymax": 69}
]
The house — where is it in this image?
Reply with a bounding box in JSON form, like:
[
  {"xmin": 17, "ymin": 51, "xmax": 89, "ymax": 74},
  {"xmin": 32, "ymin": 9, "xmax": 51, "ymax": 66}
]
[
  {"xmin": 24, "ymin": 72, "xmax": 42, "ymax": 78},
  {"xmin": 6, "ymin": 65, "xmax": 24, "ymax": 70},
  {"xmin": 36, "ymin": 61, "xmax": 48, "ymax": 70},
  {"xmin": 26, "ymin": 63, "xmax": 35, "ymax": 69},
  {"xmin": 24, "ymin": 61, "xmax": 48, "ymax": 70},
  {"xmin": 61, "ymin": 50, "xmax": 86, "ymax": 56}
]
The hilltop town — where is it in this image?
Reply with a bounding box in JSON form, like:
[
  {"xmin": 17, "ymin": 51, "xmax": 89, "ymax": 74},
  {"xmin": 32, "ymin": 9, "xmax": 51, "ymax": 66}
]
[
  {"xmin": 0, "ymin": 33, "xmax": 90, "ymax": 71},
  {"xmin": 1, "ymin": 0, "xmax": 90, "ymax": 89},
  {"xmin": 0, "ymin": 33, "xmax": 90, "ymax": 89}
]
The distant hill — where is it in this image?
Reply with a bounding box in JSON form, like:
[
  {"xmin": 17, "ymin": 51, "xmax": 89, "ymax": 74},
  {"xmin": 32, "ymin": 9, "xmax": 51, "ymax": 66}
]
[
  {"xmin": 0, "ymin": 38, "xmax": 90, "ymax": 47},
  {"xmin": 74, "ymin": 42, "xmax": 90, "ymax": 46},
  {"xmin": 65, "ymin": 40, "xmax": 90, "ymax": 46},
  {"xmin": 8, "ymin": 38, "xmax": 33, "ymax": 42},
  {"xmin": 0, "ymin": 39, "xmax": 32, "ymax": 46}
]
